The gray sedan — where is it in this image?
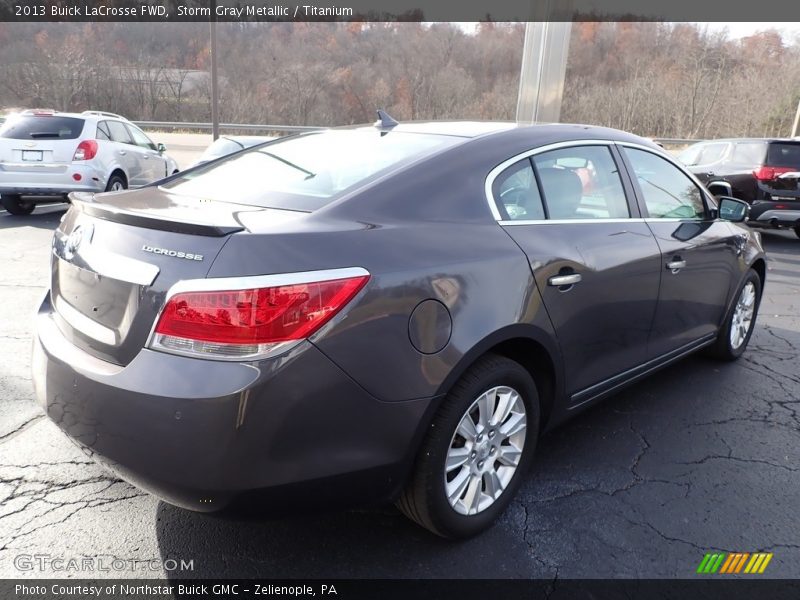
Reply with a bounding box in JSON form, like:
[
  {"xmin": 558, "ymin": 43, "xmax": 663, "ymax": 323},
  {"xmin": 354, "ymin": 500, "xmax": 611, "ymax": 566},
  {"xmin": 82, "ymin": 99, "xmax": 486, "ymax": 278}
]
[{"xmin": 32, "ymin": 120, "xmax": 765, "ymax": 538}]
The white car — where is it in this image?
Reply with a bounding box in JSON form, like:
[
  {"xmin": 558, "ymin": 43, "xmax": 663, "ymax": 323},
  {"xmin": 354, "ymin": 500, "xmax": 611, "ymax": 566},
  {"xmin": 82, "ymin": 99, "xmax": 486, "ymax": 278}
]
[{"xmin": 0, "ymin": 110, "xmax": 178, "ymax": 215}]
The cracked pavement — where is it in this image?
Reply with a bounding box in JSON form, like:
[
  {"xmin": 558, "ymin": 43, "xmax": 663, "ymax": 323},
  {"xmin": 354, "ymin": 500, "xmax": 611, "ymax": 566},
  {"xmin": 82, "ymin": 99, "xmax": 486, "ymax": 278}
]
[{"xmin": 0, "ymin": 205, "xmax": 798, "ymax": 579}]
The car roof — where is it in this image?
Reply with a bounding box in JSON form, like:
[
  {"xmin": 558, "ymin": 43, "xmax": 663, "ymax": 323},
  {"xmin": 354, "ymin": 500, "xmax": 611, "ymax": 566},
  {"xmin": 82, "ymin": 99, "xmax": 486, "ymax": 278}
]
[{"xmin": 335, "ymin": 121, "xmax": 658, "ymax": 147}]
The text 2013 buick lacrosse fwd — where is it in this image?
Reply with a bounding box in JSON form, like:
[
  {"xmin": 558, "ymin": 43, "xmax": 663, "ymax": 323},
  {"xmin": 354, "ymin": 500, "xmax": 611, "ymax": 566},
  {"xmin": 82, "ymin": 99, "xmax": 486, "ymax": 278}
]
[{"xmin": 32, "ymin": 119, "xmax": 765, "ymax": 538}]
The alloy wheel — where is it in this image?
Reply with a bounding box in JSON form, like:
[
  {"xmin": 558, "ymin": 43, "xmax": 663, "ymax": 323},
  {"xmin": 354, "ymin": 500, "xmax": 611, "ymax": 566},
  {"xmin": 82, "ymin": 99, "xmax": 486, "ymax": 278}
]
[
  {"xmin": 444, "ymin": 386, "xmax": 527, "ymax": 516},
  {"xmin": 730, "ymin": 281, "xmax": 756, "ymax": 350}
]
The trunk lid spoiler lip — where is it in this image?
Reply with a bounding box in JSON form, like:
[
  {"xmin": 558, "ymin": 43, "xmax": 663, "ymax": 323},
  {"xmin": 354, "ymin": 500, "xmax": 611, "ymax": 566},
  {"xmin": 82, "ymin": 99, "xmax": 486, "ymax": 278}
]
[{"xmin": 68, "ymin": 191, "xmax": 245, "ymax": 237}]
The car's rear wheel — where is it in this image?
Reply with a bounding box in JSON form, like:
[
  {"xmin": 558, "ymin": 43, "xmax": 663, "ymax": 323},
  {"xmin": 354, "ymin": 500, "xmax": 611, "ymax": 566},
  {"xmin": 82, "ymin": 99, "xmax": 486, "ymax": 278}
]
[
  {"xmin": 105, "ymin": 174, "xmax": 127, "ymax": 192},
  {"xmin": 1, "ymin": 195, "xmax": 35, "ymax": 216},
  {"xmin": 794, "ymin": 225, "xmax": 800, "ymax": 239},
  {"xmin": 397, "ymin": 354, "xmax": 539, "ymax": 538},
  {"xmin": 707, "ymin": 269, "xmax": 762, "ymax": 361}
]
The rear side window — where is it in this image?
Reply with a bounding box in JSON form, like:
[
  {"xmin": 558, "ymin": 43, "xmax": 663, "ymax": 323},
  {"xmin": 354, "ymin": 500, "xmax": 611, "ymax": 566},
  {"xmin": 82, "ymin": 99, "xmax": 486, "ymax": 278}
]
[
  {"xmin": 493, "ymin": 159, "xmax": 544, "ymax": 220},
  {"xmin": 532, "ymin": 145, "xmax": 630, "ymax": 220},
  {"xmin": 766, "ymin": 143, "xmax": 800, "ymax": 168},
  {"xmin": 163, "ymin": 129, "xmax": 460, "ymax": 211},
  {"xmin": 0, "ymin": 115, "xmax": 85, "ymax": 140},
  {"xmin": 624, "ymin": 147, "xmax": 706, "ymax": 220},
  {"xmin": 96, "ymin": 122, "xmax": 112, "ymax": 141},
  {"xmin": 730, "ymin": 142, "xmax": 766, "ymax": 165}
]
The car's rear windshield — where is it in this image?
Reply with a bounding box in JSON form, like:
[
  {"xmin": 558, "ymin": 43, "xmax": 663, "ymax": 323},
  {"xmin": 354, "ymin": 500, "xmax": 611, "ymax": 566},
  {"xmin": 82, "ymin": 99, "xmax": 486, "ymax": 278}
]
[
  {"xmin": 163, "ymin": 129, "xmax": 461, "ymax": 211},
  {"xmin": 766, "ymin": 142, "xmax": 800, "ymax": 168},
  {"xmin": 0, "ymin": 115, "xmax": 85, "ymax": 140}
]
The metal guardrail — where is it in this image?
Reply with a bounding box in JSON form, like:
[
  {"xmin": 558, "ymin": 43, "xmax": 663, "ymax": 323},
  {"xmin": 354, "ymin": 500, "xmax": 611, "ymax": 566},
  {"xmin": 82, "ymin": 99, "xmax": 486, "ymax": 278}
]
[
  {"xmin": 653, "ymin": 138, "xmax": 705, "ymax": 146},
  {"xmin": 133, "ymin": 121, "xmax": 323, "ymax": 133}
]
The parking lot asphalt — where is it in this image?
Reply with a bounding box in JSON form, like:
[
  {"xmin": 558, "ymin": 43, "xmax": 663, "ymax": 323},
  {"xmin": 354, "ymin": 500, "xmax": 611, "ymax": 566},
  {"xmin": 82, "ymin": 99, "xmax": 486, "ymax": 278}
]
[{"xmin": 0, "ymin": 204, "xmax": 798, "ymax": 580}]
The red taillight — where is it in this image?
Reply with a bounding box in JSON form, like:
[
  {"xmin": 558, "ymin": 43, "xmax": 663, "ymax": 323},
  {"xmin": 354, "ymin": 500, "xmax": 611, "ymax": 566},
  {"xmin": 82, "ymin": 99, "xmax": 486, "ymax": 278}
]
[
  {"xmin": 152, "ymin": 275, "xmax": 369, "ymax": 358},
  {"xmin": 73, "ymin": 140, "xmax": 98, "ymax": 161},
  {"xmin": 753, "ymin": 166, "xmax": 793, "ymax": 181}
]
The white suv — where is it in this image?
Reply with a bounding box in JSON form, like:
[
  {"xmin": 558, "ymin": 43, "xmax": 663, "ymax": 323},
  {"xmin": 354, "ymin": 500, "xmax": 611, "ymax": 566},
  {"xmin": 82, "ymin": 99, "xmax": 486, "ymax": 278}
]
[{"xmin": 0, "ymin": 110, "xmax": 178, "ymax": 215}]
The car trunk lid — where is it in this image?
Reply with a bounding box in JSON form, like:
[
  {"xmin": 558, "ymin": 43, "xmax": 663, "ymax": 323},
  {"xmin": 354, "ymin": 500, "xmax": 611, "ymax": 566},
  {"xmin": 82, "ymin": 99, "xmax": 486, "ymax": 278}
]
[{"xmin": 50, "ymin": 188, "xmax": 266, "ymax": 365}]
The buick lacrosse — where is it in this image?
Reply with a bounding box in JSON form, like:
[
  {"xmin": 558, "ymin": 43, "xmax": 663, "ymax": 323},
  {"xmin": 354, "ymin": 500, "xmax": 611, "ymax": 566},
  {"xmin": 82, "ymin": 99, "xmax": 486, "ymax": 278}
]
[{"xmin": 32, "ymin": 118, "xmax": 765, "ymax": 538}]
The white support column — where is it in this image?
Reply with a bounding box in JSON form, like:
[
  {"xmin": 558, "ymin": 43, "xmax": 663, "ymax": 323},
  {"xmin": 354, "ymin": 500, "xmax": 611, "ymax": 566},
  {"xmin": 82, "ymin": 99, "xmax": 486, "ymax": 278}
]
[{"xmin": 516, "ymin": 9, "xmax": 573, "ymax": 125}]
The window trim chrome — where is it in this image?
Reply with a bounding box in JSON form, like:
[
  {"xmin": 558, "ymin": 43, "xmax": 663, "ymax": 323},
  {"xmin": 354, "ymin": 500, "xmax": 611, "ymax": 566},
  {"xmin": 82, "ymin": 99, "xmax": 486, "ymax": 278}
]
[
  {"xmin": 485, "ymin": 138, "xmax": 713, "ymax": 224},
  {"xmin": 499, "ymin": 218, "xmax": 648, "ymax": 226},
  {"xmin": 485, "ymin": 139, "xmax": 617, "ymax": 222}
]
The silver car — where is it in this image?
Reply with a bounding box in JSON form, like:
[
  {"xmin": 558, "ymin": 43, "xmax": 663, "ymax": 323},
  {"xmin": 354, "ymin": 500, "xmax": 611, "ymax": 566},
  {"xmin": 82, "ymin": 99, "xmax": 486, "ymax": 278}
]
[{"xmin": 0, "ymin": 109, "xmax": 178, "ymax": 215}]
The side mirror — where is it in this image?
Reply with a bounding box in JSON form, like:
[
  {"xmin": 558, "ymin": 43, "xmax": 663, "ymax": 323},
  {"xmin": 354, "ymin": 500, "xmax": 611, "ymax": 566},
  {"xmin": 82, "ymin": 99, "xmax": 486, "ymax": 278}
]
[
  {"xmin": 718, "ymin": 197, "xmax": 749, "ymax": 223},
  {"xmin": 157, "ymin": 143, "xmax": 166, "ymax": 154},
  {"xmin": 706, "ymin": 182, "xmax": 732, "ymax": 198}
]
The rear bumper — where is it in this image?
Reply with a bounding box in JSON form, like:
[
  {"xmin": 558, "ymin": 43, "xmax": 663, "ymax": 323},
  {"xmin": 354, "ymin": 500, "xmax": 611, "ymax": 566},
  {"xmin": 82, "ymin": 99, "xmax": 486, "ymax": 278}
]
[
  {"xmin": 0, "ymin": 163, "xmax": 106, "ymax": 196},
  {"xmin": 749, "ymin": 200, "xmax": 800, "ymax": 228},
  {"xmin": 32, "ymin": 294, "xmax": 431, "ymax": 512}
]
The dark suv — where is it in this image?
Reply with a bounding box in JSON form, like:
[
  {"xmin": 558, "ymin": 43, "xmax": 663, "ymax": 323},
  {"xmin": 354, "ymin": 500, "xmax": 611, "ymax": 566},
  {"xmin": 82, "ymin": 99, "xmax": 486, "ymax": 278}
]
[{"xmin": 677, "ymin": 139, "xmax": 800, "ymax": 238}]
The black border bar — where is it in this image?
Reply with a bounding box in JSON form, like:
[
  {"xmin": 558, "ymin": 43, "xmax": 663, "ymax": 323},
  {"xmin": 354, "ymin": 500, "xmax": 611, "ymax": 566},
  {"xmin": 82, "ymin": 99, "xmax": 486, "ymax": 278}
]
[
  {"xmin": 3, "ymin": 579, "xmax": 800, "ymax": 600},
  {"xmin": 2, "ymin": 0, "xmax": 800, "ymax": 22}
]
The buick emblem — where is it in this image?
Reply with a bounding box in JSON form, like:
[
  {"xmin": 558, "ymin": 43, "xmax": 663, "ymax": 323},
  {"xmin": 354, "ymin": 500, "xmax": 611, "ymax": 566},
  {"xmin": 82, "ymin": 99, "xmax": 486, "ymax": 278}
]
[{"xmin": 64, "ymin": 224, "xmax": 93, "ymax": 260}]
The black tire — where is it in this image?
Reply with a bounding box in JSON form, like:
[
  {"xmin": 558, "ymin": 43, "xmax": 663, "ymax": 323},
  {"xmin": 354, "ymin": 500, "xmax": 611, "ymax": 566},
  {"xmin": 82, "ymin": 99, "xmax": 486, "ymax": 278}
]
[
  {"xmin": 105, "ymin": 173, "xmax": 127, "ymax": 192},
  {"xmin": 1, "ymin": 195, "xmax": 35, "ymax": 215},
  {"xmin": 707, "ymin": 269, "xmax": 762, "ymax": 361},
  {"xmin": 397, "ymin": 354, "xmax": 540, "ymax": 539},
  {"xmin": 794, "ymin": 226, "xmax": 800, "ymax": 240}
]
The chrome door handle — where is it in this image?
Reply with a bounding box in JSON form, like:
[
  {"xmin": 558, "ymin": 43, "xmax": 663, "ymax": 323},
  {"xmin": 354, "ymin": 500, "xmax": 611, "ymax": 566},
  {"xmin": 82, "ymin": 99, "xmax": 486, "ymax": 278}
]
[
  {"xmin": 548, "ymin": 273, "xmax": 582, "ymax": 287},
  {"xmin": 118, "ymin": 150, "xmax": 126, "ymax": 156},
  {"xmin": 666, "ymin": 259, "xmax": 686, "ymax": 272},
  {"xmin": 142, "ymin": 154, "xmax": 150, "ymax": 159}
]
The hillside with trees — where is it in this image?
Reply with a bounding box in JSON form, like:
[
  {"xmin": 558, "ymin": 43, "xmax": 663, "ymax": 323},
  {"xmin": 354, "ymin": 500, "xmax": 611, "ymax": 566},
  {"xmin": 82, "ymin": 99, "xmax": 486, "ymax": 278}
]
[{"xmin": 0, "ymin": 21, "xmax": 797, "ymax": 138}]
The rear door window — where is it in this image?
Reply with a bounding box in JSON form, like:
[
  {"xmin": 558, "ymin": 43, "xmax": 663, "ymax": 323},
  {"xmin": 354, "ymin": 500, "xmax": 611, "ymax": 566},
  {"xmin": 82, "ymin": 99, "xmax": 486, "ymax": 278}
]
[
  {"xmin": 766, "ymin": 143, "xmax": 800, "ymax": 168},
  {"xmin": 0, "ymin": 116, "xmax": 85, "ymax": 140},
  {"xmin": 532, "ymin": 145, "xmax": 630, "ymax": 220},
  {"xmin": 105, "ymin": 120, "xmax": 133, "ymax": 145}
]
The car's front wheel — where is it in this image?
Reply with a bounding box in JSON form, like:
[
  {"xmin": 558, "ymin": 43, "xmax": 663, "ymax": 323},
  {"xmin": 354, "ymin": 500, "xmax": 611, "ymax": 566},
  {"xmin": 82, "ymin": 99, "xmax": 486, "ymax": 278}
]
[
  {"xmin": 794, "ymin": 225, "xmax": 800, "ymax": 239},
  {"xmin": 398, "ymin": 354, "xmax": 539, "ymax": 538},
  {"xmin": 708, "ymin": 269, "xmax": 762, "ymax": 361},
  {"xmin": 1, "ymin": 195, "xmax": 35, "ymax": 216}
]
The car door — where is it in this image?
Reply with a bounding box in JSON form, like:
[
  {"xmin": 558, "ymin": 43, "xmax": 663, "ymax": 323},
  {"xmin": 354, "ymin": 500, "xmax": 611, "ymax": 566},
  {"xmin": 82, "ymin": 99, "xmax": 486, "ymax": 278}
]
[
  {"xmin": 618, "ymin": 145, "xmax": 742, "ymax": 357},
  {"xmin": 126, "ymin": 123, "xmax": 167, "ymax": 182},
  {"xmin": 104, "ymin": 120, "xmax": 143, "ymax": 187},
  {"xmin": 494, "ymin": 143, "xmax": 663, "ymax": 404}
]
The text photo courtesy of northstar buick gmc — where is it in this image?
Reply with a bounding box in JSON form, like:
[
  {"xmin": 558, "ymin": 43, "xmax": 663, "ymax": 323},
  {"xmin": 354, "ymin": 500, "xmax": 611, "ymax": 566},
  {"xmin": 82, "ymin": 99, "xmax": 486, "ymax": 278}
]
[{"xmin": 31, "ymin": 120, "xmax": 765, "ymax": 539}]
